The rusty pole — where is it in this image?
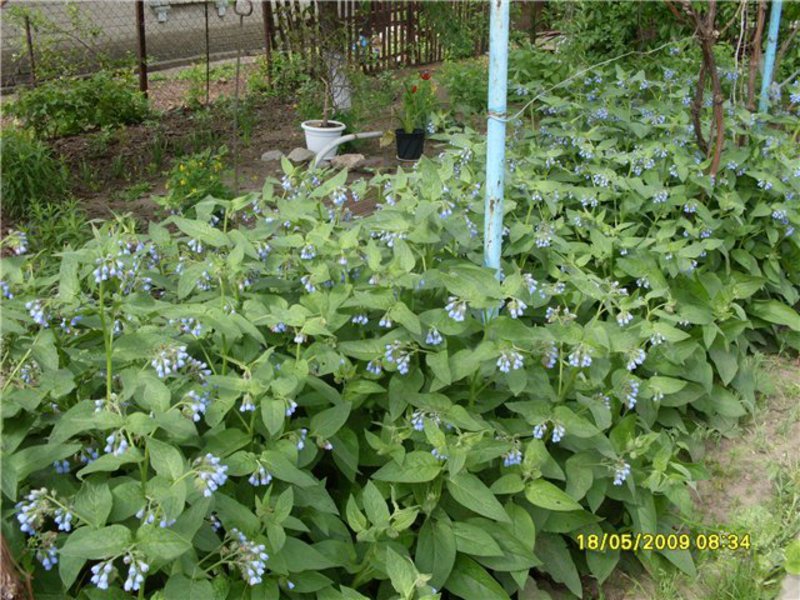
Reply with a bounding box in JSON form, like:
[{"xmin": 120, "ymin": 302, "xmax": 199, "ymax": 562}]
[
  {"xmin": 135, "ymin": 0, "xmax": 148, "ymax": 97},
  {"xmin": 24, "ymin": 15, "xmax": 36, "ymax": 85},
  {"xmin": 262, "ymin": 0, "xmax": 274, "ymax": 84}
]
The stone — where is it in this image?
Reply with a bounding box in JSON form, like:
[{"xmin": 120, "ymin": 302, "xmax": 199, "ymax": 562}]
[
  {"xmin": 260, "ymin": 150, "xmax": 284, "ymax": 162},
  {"xmin": 287, "ymin": 147, "xmax": 315, "ymax": 163},
  {"xmin": 329, "ymin": 153, "xmax": 365, "ymax": 170}
]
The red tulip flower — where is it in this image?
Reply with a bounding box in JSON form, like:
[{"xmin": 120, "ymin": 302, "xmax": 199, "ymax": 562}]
[
  {"xmin": 411, "ymin": 85, "xmax": 418, "ymax": 93},
  {"xmin": 420, "ymin": 71, "xmax": 431, "ymax": 80}
]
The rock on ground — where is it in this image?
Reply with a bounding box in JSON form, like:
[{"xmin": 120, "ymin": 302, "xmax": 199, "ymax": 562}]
[
  {"xmin": 329, "ymin": 153, "xmax": 365, "ymax": 170},
  {"xmin": 260, "ymin": 150, "xmax": 284, "ymax": 162},
  {"xmin": 287, "ymin": 147, "xmax": 315, "ymax": 163}
]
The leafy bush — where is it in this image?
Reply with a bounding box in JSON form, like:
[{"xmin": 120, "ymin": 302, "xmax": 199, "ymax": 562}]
[
  {"xmin": 10, "ymin": 71, "xmax": 149, "ymax": 138},
  {"xmin": 20, "ymin": 198, "xmax": 92, "ymax": 257},
  {"xmin": 2, "ymin": 52, "xmax": 799, "ymax": 600},
  {"xmin": 248, "ymin": 52, "xmax": 311, "ymax": 101},
  {"xmin": 162, "ymin": 148, "xmax": 230, "ymax": 212},
  {"xmin": 0, "ymin": 128, "xmax": 69, "ymax": 219},
  {"xmin": 439, "ymin": 59, "xmax": 488, "ymax": 115}
]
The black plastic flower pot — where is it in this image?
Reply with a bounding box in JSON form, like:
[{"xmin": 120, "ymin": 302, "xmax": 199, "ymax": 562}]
[{"xmin": 395, "ymin": 128, "xmax": 425, "ymax": 161}]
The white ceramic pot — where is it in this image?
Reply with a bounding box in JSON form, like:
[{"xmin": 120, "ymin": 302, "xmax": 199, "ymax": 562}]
[{"xmin": 300, "ymin": 120, "xmax": 346, "ymax": 161}]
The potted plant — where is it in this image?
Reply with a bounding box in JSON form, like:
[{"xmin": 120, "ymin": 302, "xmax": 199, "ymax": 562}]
[
  {"xmin": 396, "ymin": 71, "xmax": 436, "ymax": 161},
  {"xmin": 300, "ymin": 78, "xmax": 347, "ymax": 161}
]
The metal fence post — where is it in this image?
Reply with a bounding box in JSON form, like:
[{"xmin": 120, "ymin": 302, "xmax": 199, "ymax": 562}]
[
  {"xmin": 135, "ymin": 0, "xmax": 148, "ymax": 97},
  {"xmin": 483, "ymin": 0, "xmax": 510, "ymax": 317},
  {"xmin": 758, "ymin": 0, "xmax": 783, "ymax": 113},
  {"xmin": 262, "ymin": 0, "xmax": 274, "ymax": 83}
]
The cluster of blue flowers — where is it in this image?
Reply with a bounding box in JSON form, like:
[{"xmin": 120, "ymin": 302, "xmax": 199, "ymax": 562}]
[
  {"xmin": 542, "ymin": 344, "xmax": 559, "ymax": 369},
  {"xmin": 623, "ymin": 379, "xmax": 640, "ymax": 409},
  {"xmin": 93, "ymin": 255, "xmax": 125, "ymax": 284},
  {"xmin": 16, "ymin": 488, "xmax": 50, "ymax": 535},
  {"xmin": 248, "ymin": 465, "xmax": 272, "ymax": 487},
  {"xmin": 53, "ymin": 459, "xmax": 70, "ymax": 474},
  {"xmin": 616, "ymin": 310, "xmax": 633, "ymax": 327},
  {"xmin": 122, "ymin": 553, "xmax": 150, "ymax": 592},
  {"xmin": 193, "ymin": 453, "xmax": 228, "ymax": 497},
  {"xmin": 384, "ymin": 341, "xmax": 411, "ymax": 375},
  {"xmin": 185, "ymin": 389, "xmax": 212, "ymax": 421},
  {"xmin": 151, "ymin": 345, "xmax": 190, "ymax": 378},
  {"xmin": 567, "ymin": 347, "xmax": 592, "ymax": 368},
  {"xmin": 425, "ymin": 327, "xmax": 443, "ymax": 346},
  {"xmin": 506, "ymin": 298, "xmax": 527, "ymax": 319},
  {"xmin": 503, "ymin": 448, "xmax": 523, "ymax": 467},
  {"xmin": 613, "ymin": 462, "xmax": 632, "ymax": 486},
  {"xmin": 626, "ymin": 348, "xmax": 647, "ymax": 371},
  {"xmin": 104, "ymin": 431, "xmax": 130, "ymax": 456},
  {"xmin": 230, "ymin": 528, "xmax": 269, "ymax": 586},
  {"xmin": 431, "ymin": 447, "xmax": 448, "ymax": 461},
  {"xmin": 35, "ymin": 535, "xmax": 59, "ymax": 571},
  {"xmin": 445, "ymin": 296, "xmax": 467, "ymax": 322},
  {"xmin": 296, "ymin": 428, "xmax": 308, "ymax": 450},
  {"xmin": 351, "ymin": 314, "xmax": 369, "ymax": 325},
  {"xmin": 496, "ymin": 350, "xmax": 524, "ymax": 373},
  {"xmin": 25, "ymin": 300, "xmax": 48, "ymax": 328},
  {"xmin": 90, "ymin": 560, "xmax": 115, "ymax": 589},
  {"xmin": 171, "ymin": 316, "xmax": 203, "ymax": 337}
]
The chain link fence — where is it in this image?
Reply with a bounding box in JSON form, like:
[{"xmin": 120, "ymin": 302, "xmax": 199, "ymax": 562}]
[{"xmin": 1, "ymin": 1, "xmax": 487, "ymax": 110}]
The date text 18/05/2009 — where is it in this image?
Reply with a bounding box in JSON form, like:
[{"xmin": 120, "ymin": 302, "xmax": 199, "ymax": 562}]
[{"xmin": 576, "ymin": 532, "xmax": 751, "ymax": 553}]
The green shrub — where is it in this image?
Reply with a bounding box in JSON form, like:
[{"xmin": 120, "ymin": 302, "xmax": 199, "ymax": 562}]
[
  {"xmin": 1, "ymin": 52, "xmax": 798, "ymax": 600},
  {"xmin": 0, "ymin": 128, "xmax": 69, "ymax": 218},
  {"xmin": 10, "ymin": 70, "xmax": 149, "ymax": 138},
  {"xmin": 248, "ymin": 52, "xmax": 311, "ymax": 101},
  {"xmin": 22, "ymin": 198, "xmax": 91, "ymax": 257},
  {"xmin": 162, "ymin": 147, "xmax": 230, "ymax": 212},
  {"xmin": 439, "ymin": 59, "xmax": 488, "ymax": 115}
]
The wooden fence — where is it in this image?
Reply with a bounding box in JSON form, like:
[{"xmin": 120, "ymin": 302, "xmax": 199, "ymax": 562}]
[{"xmin": 261, "ymin": 0, "xmax": 488, "ymax": 77}]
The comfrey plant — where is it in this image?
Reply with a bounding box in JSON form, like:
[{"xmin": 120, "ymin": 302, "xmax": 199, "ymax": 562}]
[{"xmin": 2, "ymin": 61, "xmax": 799, "ymax": 599}]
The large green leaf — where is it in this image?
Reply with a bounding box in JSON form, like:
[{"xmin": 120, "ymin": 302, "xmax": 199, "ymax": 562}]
[{"xmin": 446, "ymin": 473, "xmax": 511, "ymax": 523}]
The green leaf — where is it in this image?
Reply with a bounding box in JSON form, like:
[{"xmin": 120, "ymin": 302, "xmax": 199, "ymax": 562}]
[
  {"xmin": 10, "ymin": 442, "xmax": 81, "ymax": 482},
  {"xmin": 373, "ymin": 452, "xmax": 443, "ymax": 483},
  {"xmin": 164, "ymin": 575, "xmax": 215, "ymax": 600},
  {"xmin": 535, "ymin": 533, "xmax": 582, "ymax": 597},
  {"xmin": 587, "ymin": 547, "xmax": 619, "ymax": 584},
  {"xmin": 446, "ymin": 473, "xmax": 511, "ymax": 523},
  {"xmin": 148, "ymin": 437, "xmax": 185, "ymax": 480},
  {"xmin": 137, "ymin": 526, "xmax": 192, "ymax": 561},
  {"xmin": 262, "ymin": 451, "xmax": 317, "ymax": 487},
  {"xmin": 60, "ymin": 525, "xmax": 132, "ymax": 559},
  {"xmin": 385, "ymin": 547, "xmax": 417, "ymax": 597},
  {"xmin": 427, "ymin": 351, "xmax": 452, "ymax": 386},
  {"xmin": 749, "ymin": 300, "xmax": 800, "ymax": 331},
  {"xmin": 310, "ymin": 403, "xmax": 352, "ymax": 439},
  {"xmin": 73, "ymin": 481, "xmax": 113, "ymax": 529},
  {"xmin": 172, "ymin": 216, "xmax": 229, "ymax": 247},
  {"xmin": 525, "ymin": 480, "xmax": 583, "ymax": 511},
  {"xmin": 416, "ymin": 518, "xmax": 457, "ymax": 589},
  {"xmin": 261, "ymin": 398, "xmax": 285, "ymax": 436},
  {"xmin": 362, "ymin": 481, "xmax": 390, "ymax": 525},
  {"xmin": 280, "ymin": 538, "xmax": 338, "ymax": 571},
  {"xmin": 445, "ymin": 555, "xmax": 511, "ymax": 600},
  {"xmin": 452, "ymin": 522, "xmax": 504, "ymax": 557},
  {"xmin": 785, "ymin": 539, "xmax": 800, "ymax": 575}
]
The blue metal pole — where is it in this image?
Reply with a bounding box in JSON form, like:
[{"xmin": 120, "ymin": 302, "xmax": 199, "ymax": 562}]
[
  {"xmin": 483, "ymin": 0, "xmax": 510, "ymax": 297},
  {"xmin": 759, "ymin": 0, "xmax": 783, "ymax": 113}
]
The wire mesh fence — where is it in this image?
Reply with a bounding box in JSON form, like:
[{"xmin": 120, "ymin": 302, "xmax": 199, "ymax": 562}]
[{"xmin": 1, "ymin": 1, "xmax": 487, "ymax": 110}]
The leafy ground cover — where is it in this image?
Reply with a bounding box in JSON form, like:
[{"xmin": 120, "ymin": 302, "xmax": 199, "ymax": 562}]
[{"xmin": 1, "ymin": 34, "xmax": 799, "ymax": 600}]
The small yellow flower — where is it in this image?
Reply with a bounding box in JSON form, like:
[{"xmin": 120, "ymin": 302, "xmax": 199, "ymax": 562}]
[
  {"xmin": 181, "ymin": 179, "xmax": 187, "ymax": 185},
  {"xmin": 179, "ymin": 164, "xmax": 185, "ymax": 172}
]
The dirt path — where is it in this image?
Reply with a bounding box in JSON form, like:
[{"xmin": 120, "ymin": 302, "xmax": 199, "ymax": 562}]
[{"xmin": 603, "ymin": 355, "xmax": 800, "ymax": 600}]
